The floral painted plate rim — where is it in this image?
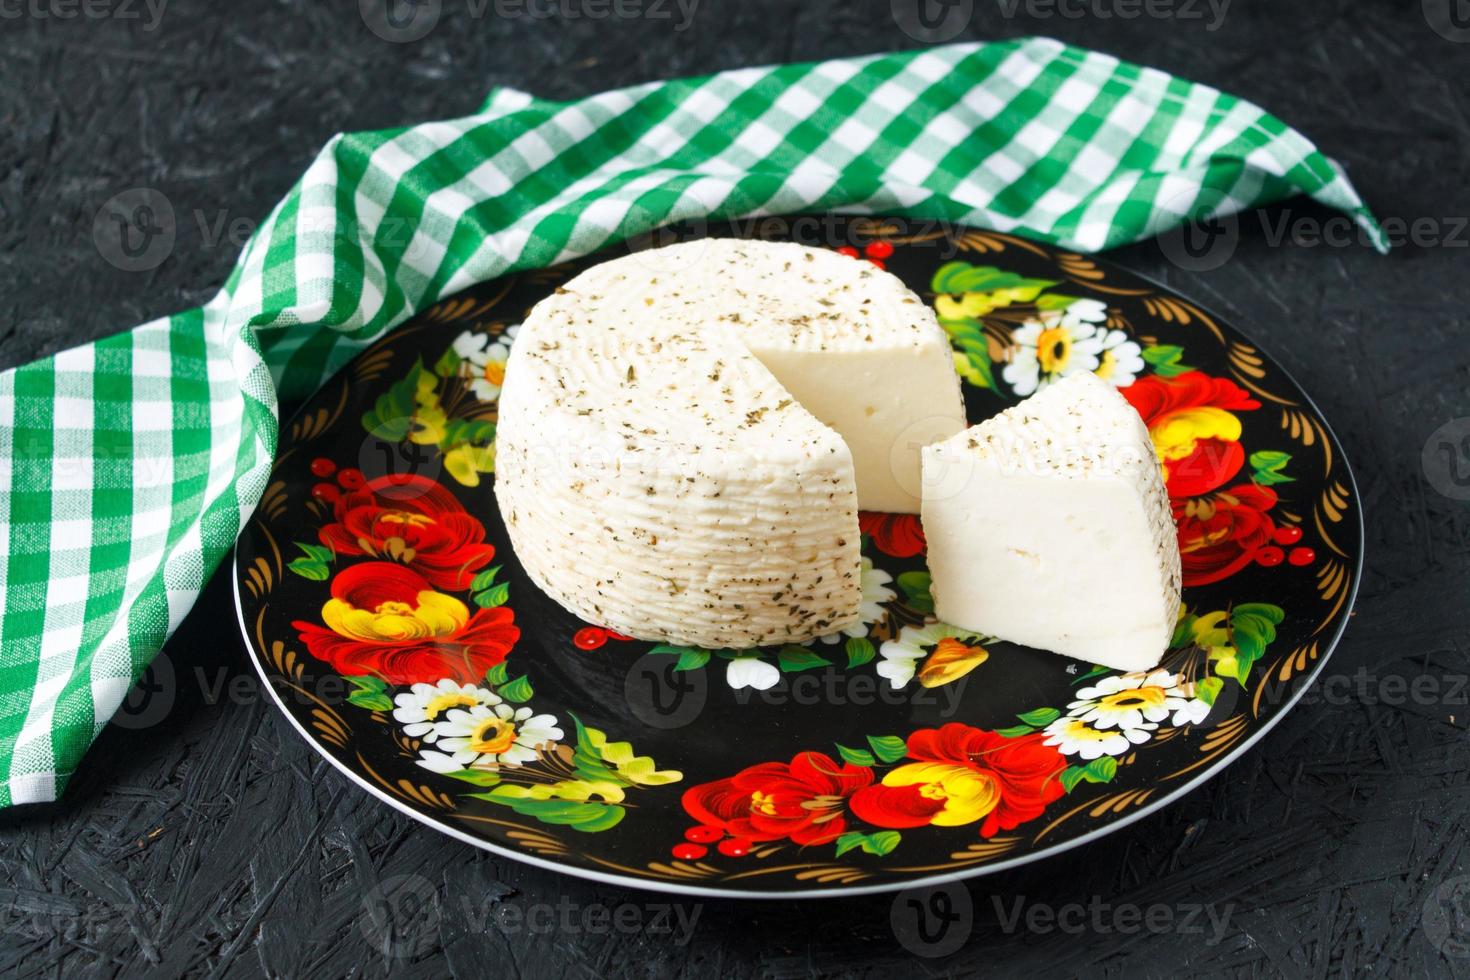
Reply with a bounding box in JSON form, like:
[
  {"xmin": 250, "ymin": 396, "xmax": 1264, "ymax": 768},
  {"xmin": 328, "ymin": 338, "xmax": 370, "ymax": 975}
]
[{"xmin": 234, "ymin": 218, "xmax": 1363, "ymax": 899}]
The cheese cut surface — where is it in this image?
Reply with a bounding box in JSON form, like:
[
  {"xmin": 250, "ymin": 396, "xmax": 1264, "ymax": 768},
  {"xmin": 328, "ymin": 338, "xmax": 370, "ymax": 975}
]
[
  {"xmin": 495, "ymin": 238, "xmax": 965, "ymax": 648},
  {"xmin": 921, "ymin": 372, "xmax": 1182, "ymax": 672}
]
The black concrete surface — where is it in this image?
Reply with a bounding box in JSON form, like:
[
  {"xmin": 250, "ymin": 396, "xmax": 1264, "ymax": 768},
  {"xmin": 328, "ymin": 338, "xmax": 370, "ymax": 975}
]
[{"xmin": 1, "ymin": 1, "xmax": 1468, "ymax": 976}]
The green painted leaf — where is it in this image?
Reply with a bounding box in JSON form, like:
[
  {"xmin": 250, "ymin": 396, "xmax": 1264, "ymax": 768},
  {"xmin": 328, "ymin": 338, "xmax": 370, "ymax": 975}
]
[
  {"xmin": 1141, "ymin": 344, "xmax": 1193, "ymax": 378},
  {"xmin": 473, "ymin": 790, "xmax": 626, "ymax": 833},
  {"xmin": 433, "ymin": 346, "xmax": 462, "ymax": 378},
  {"xmin": 995, "ymin": 724, "xmax": 1037, "ymax": 738},
  {"xmin": 1060, "ymin": 756, "xmax": 1118, "ymax": 793},
  {"xmin": 1225, "ymin": 603, "xmax": 1285, "ymax": 683},
  {"xmin": 844, "ymin": 637, "xmax": 876, "ymax": 669},
  {"xmin": 347, "ymin": 690, "xmax": 393, "ymax": 712},
  {"xmin": 287, "ymin": 558, "xmax": 330, "ymax": 581},
  {"xmin": 866, "ymin": 735, "xmax": 908, "ymax": 764},
  {"xmin": 835, "ymin": 830, "xmax": 902, "ymax": 858},
  {"xmin": 1196, "ymin": 676, "xmax": 1223, "ymax": 707},
  {"xmin": 287, "ymin": 541, "xmax": 334, "ymax": 581},
  {"xmin": 778, "ymin": 646, "xmax": 831, "ymax": 673},
  {"xmin": 345, "ymin": 675, "xmax": 387, "ymax": 694},
  {"xmin": 469, "ymin": 565, "xmax": 501, "ymax": 593},
  {"xmin": 445, "ymin": 769, "xmax": 501, "ymax": 786},
  {"xmin": 672, "ymin": 648, "xmax": 710, "ymax": 672},
  {"xmin": 442, "ymin": 417, "xmax": 497, "ymax": 449},
  {"xmin": 473, "ymin": 581, "xmax": 511, "ymax": 608},
  {"xmin": 835, "ymin": 744, "xmax": 876, "ymax": 767},
  {"xmin": 1059, "ymin": 767, "xmax": 1088, "ymax": 793},
  {"xmin": 930, "ymin": 261, "xmax": 1056, "ymax": 295},
  {"xmin": 497, "ymin": 675, "xmax": 534, "ymax": 703},
  {"xmin": 1016, "ymin": 707, "xmax": 1061, "ymax": 727},
  {"xmin": 1249, "ymin": 450, "xmax": 1295, "ymax": 486},
  {"xmin": 362, "ymin": 359, "xmax": 424, "ymax": 440},
  {"xmin": 484, "ymin": 662, "xmax": 510, "ymax": 687},
  {"xmin": 1034, "ymin": 293, "xmax": 1083, "ymax": 310},
  {"xmin": 1170, "ymin": 612, "xmax": 1197, "ymax": 649},
  {"xmin": 895, "ymin": 570, "xmax": 934, "ymax": 615},
  {"xmin": 1072, "ymin": 665, "xmax": 1112, "ymax": 686}
]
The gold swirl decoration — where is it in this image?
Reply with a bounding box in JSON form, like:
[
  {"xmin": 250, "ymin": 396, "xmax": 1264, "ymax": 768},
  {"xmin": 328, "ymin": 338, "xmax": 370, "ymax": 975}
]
[
  {"xmin": 357, "ymin": 751, "xmax": 456, "ymax": 811},
  {"xmin": 288, "ymin": 383, "xmax": 351, "ymax": 444},
  {"xmin": 1160, "ymin": 714, "xmax": 1250, "ymax": 782},
  {"xmin": 1141, "ymin": 296, "xmax": 1226, "ymax": 341}
]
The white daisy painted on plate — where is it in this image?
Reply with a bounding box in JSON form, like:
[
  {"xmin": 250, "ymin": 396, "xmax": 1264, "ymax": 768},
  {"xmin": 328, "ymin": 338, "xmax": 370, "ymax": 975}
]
[
  {"xmin": 393, "ymin": 679, "xmax": 501, "ymax": 743},
  {"xmin": 416, "ymin": 702, "xmax": 562, "ymax": 772},
  {"xmin": 815, "ymin": 557, "xmax": 896, "ymax": 644},
  {"xmin": 1002, "ymin": 298, "xmax": 1108, "ymax": 396},
  {"xmin": 1066, "ymin": 669, "xmax": 1191, "ymax": 731},
  {"xmin": 454, "ymin": 324, "xmax": 520, "ymax": 403},
  {"xmin": 1042, "ymin": 716, "xmax": 1152, "ymax": 760},
  {"xmin": 1093, "ymin": 327, "xmax": 1145, "ymax": 387},
  {"xmin": 726, "ymin": 656, "xmax": 780, "ymax": 691}
]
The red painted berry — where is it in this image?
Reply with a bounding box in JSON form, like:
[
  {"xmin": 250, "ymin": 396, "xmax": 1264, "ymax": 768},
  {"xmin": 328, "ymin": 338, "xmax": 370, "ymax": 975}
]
[
  {"xmin": 337, "ymin": 468, "xmax": 366, "ymax": 490},
  {"xmin": 573, "ymin": 627, "xmax": 607, "ymax": 650},
  {"xmin": 311, "ymin": 483, "xmax": 341, "ymax": 504},
  {"xmin": 1288, "ymin": 547, "xmax": 1316, "ymax": 567},
  {"xmin": 867, "ymin": 258, "xmax": 887, "ymax": 271},
  {"xmin": 864, "ymin": 240, "xmax": 894, "ymax": 259},
  {"xmin": 717, "ymin": 837, "xmax": 753, "ymax": 857},
  {"xmin": 671, "ymin": 843, "xmax": 707, "ymax": 861},
  {"xmin": 1256, "ymin": 546, "xmax": 1284, "ymax": 567},
  {"xmin": 606, "ymin": 630, "xmax": 634, "ymax": 642},
  {"xmin": 1273, "ymin": 526, "xmax": 1303, "ymax": 546},
  {"xmin": 685, "ymin": 825, "xmax": 722, "ymax": 844},
  {"xmin": 309, "ymin": 457, "xmax": 336, "ymax": 477},
  {"xmin": 836, "ymin": 246, "xmax": 860, "ymax": 258}
]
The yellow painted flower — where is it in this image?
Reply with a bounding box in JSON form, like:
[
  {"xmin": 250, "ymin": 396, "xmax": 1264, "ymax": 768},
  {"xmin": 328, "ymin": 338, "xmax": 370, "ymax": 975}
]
[
  {"xmin": 322, "ymin": 584, "xmax": 468, "ymax": 643},
  {"xmin": 877, "ymin": 762, "xmax": 1000, "ymax": 827}
]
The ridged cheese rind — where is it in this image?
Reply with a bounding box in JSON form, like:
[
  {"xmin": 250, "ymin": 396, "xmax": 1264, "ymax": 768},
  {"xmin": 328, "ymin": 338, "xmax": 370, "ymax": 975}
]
[{"xmin": 921, "ymin": 371, "xmax": 1183, "ymax": 671}]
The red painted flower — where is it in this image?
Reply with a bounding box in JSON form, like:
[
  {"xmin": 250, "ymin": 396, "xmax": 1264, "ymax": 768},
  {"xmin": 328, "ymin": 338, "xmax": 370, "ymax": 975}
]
[
  {"xmin": 1122, "ymin": 371, "xmax": 1259, "ymax": 498},
  {"xmin": 850, "ymin": 725, "xmax": 1066, "ymax": 838},
  {"xmin": 1175, "ymin": 482, "xmax": 1278, "ymax": 587},
  {"xmin": 859, "ymin": 512, "xmax": 926, "ymax": 558},
  {"xmin": 319, "ymin": 473, "xmax": 496, "ymax": 591},
  {"xmin": 293, "ymin": 562, "xmax": 519, "ymax": 685},
  {"xmin": 681, "ymin": 751, "xmax": 873, "ymax": 847}
]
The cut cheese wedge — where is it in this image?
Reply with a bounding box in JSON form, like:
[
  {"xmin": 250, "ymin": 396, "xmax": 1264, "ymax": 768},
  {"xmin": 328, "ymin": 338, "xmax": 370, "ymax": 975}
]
[
  {"xmin": 495, "ymin": 238, "xmax": 966, "ymax": 648},
  {"xmin": 921, "ymin": 372, "xmax": 1182, "ymax": 672}
]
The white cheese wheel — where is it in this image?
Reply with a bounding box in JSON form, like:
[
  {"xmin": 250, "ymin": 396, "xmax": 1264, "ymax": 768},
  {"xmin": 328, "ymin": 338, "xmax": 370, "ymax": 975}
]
[
  {"xmin": 495, "ymin": 238, "xmax": 965, "ymax": 648},
  {"xmin": 921, "ymin": 371, "xmax": 1182, "ymax": 671}
]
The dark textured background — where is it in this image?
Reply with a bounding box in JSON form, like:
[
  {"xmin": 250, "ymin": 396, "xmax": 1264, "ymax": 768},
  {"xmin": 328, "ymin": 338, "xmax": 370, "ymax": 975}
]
[{"xmin": 2, "ymin": 1, "xmax": 1468, "ymax": 976}]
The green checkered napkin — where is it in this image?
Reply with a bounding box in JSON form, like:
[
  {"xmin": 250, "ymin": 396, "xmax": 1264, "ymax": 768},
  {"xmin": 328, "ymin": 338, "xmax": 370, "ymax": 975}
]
[{"xmin": 0, "ymin": 38, "xmax": 1384, "ymax": 807}]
